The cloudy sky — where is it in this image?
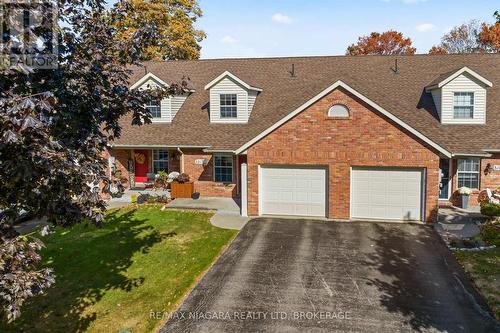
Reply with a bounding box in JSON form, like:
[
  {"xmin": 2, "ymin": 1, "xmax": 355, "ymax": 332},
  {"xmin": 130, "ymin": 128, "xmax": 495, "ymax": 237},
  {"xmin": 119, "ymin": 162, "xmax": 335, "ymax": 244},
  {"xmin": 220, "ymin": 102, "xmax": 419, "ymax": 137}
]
[{"xmin": 196, "ymin": 0, "xmax": 498, "ymax": 58}]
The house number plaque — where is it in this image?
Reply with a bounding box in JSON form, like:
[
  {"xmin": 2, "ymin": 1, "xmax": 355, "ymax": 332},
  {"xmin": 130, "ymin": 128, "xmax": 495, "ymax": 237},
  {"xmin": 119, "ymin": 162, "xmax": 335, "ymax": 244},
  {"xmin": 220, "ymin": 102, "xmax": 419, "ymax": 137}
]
[
  {"xmin": 493, "ymin": 165, "xmax": 500, "ymax": 171},
  {"xmin": 195, "ymin": 159, "xmax": 205, "ymax": 165}
]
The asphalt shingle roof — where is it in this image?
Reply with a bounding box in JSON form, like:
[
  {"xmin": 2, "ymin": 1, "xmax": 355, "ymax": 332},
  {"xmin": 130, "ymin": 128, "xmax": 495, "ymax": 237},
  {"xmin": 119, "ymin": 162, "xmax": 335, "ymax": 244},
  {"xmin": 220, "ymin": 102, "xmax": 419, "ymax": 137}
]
[{"xmin": 114, "ymin": 53, "xmax": 500, "ymax": 154}]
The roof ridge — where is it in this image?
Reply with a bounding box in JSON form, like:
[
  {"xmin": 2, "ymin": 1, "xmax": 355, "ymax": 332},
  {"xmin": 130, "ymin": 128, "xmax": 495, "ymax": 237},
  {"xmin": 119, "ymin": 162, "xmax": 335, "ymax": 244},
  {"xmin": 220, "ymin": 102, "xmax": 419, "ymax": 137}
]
[{"xmin": 142, "ymin": 53, "xmax": 500, "ymax": 64}]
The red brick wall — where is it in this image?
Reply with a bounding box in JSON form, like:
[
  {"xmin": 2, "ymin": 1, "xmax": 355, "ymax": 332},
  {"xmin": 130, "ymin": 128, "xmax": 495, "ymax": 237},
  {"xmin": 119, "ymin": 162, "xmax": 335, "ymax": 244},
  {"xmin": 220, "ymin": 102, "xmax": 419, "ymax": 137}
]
[
  {"xmin": 103, "ymin": 148, "xmax": 132, "ymax": 189},
  {"xmin": 246, "ymin": 88, "xmax": 441, "ymax": 222},
  {"xmin": 449, "ymin": 154, "xmax": 500, "ymax": 207},
  {"xmin": 182, "ymin": 149, "xmax": 236, "ymax": 198}
]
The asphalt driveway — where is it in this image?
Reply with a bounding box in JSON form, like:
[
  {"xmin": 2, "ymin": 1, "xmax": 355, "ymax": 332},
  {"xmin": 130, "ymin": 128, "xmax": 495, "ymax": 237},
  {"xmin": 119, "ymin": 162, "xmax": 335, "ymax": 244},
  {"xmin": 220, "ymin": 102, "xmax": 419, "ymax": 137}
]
[{"xmin": 160, "ymin": 218, "xmax": 500, "ymax": 333}]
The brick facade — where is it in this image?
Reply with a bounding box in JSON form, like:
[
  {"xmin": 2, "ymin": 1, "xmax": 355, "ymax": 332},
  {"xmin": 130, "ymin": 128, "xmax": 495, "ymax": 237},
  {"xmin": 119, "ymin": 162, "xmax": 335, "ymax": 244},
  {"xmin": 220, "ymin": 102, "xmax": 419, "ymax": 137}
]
[
  {"xmin": 182, "ymin": 149, "xmax": 237, "ymax": 198},
  {"xmin": 246, "ymin": 88, "xmax": 441, "ymax": 223}
]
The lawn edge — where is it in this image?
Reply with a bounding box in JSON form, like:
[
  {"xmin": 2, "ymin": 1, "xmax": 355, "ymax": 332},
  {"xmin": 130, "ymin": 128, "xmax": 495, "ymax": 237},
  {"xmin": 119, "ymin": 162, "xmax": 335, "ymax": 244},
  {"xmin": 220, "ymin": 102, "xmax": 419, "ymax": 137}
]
[
  {"xmin": 452, "ymin": 249, "xmax": 500, "ymax": 320},
  {"xmin": 152, "ymin": 224, "xmax": 240, "ymax": 332}
]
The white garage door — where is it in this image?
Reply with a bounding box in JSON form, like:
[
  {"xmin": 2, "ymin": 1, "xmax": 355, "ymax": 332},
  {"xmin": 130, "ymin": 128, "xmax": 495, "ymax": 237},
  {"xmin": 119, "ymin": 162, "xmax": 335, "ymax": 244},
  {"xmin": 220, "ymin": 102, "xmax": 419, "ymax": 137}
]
[
  {"xmin": 351, "ymin": 168, "xmax": 423, "ymax": 221},
  {"xmin": 260, "ymin": 166, "xmax": 326, "ymax": 217}
]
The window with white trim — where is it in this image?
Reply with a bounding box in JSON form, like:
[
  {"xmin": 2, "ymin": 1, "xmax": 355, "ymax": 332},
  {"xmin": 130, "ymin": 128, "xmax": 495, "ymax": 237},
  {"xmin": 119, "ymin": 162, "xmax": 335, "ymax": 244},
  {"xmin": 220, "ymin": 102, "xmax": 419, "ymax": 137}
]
[
  {"xmin": 146, "ymin": 100, "xmax": 161, "ymax": 118},
  {"xmin": 453, "ymin": 92, "xmax": 474, "ymax": 119},
  {"xmin": 457, "ymin": 157, "xmax": 480, "ymax": 189},
  {"xmin": 214, "ymin": 154, "xmax": 233, "ymax": 183},
  {"xmin": 220, "ymin": 94, "xmax": 237, "ymax": 118},
  {"xmin": 152, "ymin": 149, "xmax": 168, "ymax": 173}
]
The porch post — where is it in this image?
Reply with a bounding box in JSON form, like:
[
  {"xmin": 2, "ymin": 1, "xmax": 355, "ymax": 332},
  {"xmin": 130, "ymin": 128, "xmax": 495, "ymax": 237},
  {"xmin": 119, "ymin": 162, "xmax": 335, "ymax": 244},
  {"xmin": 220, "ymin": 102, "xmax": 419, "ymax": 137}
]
[{"xmin": 241, "ymin": 163, "xmax": 248, "ymax": 217}]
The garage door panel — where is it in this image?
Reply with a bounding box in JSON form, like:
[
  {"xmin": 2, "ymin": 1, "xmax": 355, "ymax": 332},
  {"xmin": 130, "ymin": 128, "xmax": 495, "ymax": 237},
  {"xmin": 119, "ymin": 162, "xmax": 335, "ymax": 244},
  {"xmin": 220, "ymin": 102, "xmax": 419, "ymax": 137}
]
[
  {"xmin": 261, "ymin": 166, "xmax": 326, "ymax": 217},
  {"xmin": 351, "ymin": 168, "xmax": 423, "ymax": 221}
]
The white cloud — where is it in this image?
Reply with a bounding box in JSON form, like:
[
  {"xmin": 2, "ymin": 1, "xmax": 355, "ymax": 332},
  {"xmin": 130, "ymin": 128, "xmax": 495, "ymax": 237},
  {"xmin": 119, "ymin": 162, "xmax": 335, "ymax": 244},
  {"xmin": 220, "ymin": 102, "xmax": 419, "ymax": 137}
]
[
  {"xmin": 416, "ymin": 23, "xmax": 436, "ymax": 32},
  {"xmin": 272, "ymin": 13, "xmax": 292, "ymax": 24},
  {"xmin": 221, "ymin": 35, "xmax": 237, "ymax": 44}
]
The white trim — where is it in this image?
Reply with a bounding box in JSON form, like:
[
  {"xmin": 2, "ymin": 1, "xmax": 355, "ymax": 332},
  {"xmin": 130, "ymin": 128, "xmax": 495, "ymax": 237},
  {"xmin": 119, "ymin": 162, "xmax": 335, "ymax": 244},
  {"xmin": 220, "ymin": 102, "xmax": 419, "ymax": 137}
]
[
  {"xmin": 258, "ymin": 165, "xmax": 262, "ymax": 216},
  {"xmin": 349, "ymin": 166, "xmax": 352, "ymax": 220},
  {"xmin": 130, "ymin": 72, "xmax": 169, "ymax": 90},
  {"xmin": 425, "ymin": 66, "xmax": 493, "ymax": 92},
  {"xmin": 422, "ymin": 169, "xmax": 427, "ymax": 223},
  {"xmin": 452, "ymin": 152, "xmax": 492, "ymax": 157},
  {"xmin": 235, "ymin": 80, "xmax": 452, "ymax": 157},
  {"xmin": 204, "ymin": 71, "xmax": 263, "ymax": 92},
  {"xmin": 241, "ymin": 163, "xmax": 248, "ymax": 217},
  {"xmin": 203, "ymin": 149, "xmax": 235, "ymax": 153},
  {"xmin": 483, "ymin": 149, "xmax": 500, "ymax": 153}
]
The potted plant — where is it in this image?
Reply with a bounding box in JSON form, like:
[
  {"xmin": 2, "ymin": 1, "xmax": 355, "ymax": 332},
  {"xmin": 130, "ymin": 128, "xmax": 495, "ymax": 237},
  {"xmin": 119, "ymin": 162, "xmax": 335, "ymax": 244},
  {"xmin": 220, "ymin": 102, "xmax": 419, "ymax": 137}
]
[
  {"xmin": 457, "ymin": 186, "xmax": 472, "ymax": 209},
  {"xmin": 171, "ymin": 173, "xmax": 195, "ymax": 198}
]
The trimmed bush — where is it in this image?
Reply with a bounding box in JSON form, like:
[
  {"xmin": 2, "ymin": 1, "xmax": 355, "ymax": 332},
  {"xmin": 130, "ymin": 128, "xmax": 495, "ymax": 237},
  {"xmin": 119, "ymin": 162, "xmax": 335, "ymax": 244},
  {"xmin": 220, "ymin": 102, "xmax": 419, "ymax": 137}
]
[
  {"xmin": 481, "ymin": 202, "xmax": 500, "ymax": 217},
  {"xmin": 480, "ymin": 221, "xmax": 500, "ymax": 246}
]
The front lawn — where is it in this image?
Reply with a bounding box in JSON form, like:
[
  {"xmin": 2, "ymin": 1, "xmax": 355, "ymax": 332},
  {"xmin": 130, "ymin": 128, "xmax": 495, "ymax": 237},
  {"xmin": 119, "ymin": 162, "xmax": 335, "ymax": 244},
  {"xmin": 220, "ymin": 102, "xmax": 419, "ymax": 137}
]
[
  {"xmin": 1, "ymin": 206, "xmax": 237, "ymax": 333},
  {"xmin": 454, "ymin": 249, "xmax": 500, "ymax": 319},
  {"xmin": 453, "ymin": 220, "xmax": 500, "ymax": 320}
]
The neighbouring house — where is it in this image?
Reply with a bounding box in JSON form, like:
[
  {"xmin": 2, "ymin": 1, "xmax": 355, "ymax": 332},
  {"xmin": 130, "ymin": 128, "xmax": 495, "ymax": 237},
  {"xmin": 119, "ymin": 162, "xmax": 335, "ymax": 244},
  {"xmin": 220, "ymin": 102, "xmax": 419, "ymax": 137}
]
[{"xmin": 106, "ymin": 54, "xmax": 500, "ymax": 223}]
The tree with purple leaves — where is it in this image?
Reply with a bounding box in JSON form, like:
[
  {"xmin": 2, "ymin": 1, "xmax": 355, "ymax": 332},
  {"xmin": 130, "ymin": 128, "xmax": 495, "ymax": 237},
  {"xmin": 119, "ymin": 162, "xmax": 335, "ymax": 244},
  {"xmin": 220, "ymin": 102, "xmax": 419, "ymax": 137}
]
[{"xmin": 0, "ymin": 0, "xmax": 197, "ymax": 321}]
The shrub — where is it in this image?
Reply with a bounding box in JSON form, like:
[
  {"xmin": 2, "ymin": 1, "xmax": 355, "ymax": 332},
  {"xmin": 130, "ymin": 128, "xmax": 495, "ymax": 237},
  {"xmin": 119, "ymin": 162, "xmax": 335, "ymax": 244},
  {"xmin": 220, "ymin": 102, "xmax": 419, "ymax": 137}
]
[
  {"xmin": 480, "ymin": 221, "xmax": 500, "ymax": 246},
  {"xmin": 481, "ymin": 202, "xmax": 500, "ymax": 217},
  {"xmin": 131, "ymin": 194, "xmax": 138, "ymax": 203}
]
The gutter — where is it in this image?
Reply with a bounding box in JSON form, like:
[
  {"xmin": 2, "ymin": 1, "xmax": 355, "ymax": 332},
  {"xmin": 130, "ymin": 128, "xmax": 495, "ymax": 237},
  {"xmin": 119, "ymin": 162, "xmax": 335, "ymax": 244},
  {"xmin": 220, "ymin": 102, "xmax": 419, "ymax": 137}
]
[
  {"xmin": 451, "ymin": 152, "xmax": 492, "ymax": 158},
  {"xmin": 202, "ymin": 149, "xmax": 236, "ymax": 153},
  {"xmin": 110, "ymin": 144, "xmax": 210, "ymax": 149},
  {"xmin": 483, "ymin": 149, "xmax": 500, "ymax": 153}
]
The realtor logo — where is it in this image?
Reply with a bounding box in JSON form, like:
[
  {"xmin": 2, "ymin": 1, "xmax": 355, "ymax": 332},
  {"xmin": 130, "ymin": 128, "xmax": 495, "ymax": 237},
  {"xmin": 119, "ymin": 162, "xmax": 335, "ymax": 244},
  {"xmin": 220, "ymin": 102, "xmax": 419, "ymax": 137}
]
[{"xmin": 0, "ymin": 0, "xmax": 58, "ymax": 69}]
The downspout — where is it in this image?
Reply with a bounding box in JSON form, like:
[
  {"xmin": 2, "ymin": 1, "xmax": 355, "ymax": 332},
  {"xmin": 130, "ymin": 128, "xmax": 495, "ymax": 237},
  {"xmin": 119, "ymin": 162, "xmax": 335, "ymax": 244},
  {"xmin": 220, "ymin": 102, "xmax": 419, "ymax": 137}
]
[{"xmin": 177, "ymin": 147, "xmax": 184, "ymax": 173}]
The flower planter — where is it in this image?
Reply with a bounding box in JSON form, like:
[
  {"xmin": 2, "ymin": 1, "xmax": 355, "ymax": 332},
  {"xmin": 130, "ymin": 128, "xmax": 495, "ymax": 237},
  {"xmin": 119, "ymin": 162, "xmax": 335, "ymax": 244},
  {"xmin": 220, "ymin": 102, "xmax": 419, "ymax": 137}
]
[
  {"xmin": 171, "ymin": 181, "xmax": 194, "ymax": 199},
  {"xmin": 461, "ymin": 194, "xmax": 469, "ymax": 209}
]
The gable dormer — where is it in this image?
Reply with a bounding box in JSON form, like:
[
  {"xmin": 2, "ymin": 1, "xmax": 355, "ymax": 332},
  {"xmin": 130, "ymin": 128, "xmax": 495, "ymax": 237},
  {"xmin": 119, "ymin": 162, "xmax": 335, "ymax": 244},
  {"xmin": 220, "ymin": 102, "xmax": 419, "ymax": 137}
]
[
  {"xmin": 130, "ymin": 72, "xmax": 189, "ymax": 123},
  {"xmin": 426, "ymin": 67, "xmax": 492, "ymax": 125},
  {"xmin": 204, "ymin": 71, "xmax": 262, "ymax": 123}
]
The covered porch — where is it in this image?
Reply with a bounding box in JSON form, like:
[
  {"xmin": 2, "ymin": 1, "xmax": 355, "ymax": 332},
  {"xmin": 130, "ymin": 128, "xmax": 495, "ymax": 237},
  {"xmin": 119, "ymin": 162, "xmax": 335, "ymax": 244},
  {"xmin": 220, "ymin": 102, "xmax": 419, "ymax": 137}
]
[{"xmin": 106, "ymin": 145, "xmax": 245, "ymax": 199}]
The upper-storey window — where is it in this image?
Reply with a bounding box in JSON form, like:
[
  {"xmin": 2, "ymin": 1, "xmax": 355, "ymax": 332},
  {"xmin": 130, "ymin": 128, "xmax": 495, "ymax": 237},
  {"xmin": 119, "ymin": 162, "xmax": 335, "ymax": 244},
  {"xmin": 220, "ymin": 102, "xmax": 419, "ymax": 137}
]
[
  {"xmin": 146, "ymin": 100, "xmax": 161, "ymax": 118},
  {"xmin": 328, "ymin": 104, "xmax": 349, "ymax": 118},
  {"xmin": 453, "ymin": 92, "xmax": 474, "ymax": 119},
  {"xmin": 220, "ymin": 94, "xmax": 237, "ymax": 118}
]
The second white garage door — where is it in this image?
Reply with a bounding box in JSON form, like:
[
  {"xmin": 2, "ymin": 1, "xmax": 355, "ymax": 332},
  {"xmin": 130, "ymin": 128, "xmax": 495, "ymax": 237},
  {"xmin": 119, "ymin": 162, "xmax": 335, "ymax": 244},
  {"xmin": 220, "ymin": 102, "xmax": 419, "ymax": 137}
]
[
  {"xmin": 260, "ymin": 166, "xmax": 326, "ymax": 217},
  {"xmin": 351, "ymin": 167, "xmax": 423, "ymax": 221}
]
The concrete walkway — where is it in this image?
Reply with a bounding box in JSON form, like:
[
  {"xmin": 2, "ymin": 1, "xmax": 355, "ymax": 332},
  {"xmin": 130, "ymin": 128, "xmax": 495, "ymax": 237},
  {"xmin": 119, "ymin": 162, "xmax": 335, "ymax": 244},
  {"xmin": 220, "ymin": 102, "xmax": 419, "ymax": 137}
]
[
  {"xmin": 435, "ymin": 206, "xmax": 487, "ymax": 239},
  {"xmin": 165, "ymin": 197, "xmax": 249, "ymax": 230}
]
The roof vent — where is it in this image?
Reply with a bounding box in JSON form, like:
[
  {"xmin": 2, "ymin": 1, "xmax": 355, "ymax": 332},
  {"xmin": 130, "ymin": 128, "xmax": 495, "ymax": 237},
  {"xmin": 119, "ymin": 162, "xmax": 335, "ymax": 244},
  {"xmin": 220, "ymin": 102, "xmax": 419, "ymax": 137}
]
[
  {"xmin": 289, "ymin": 63, "xmax": 296, "ymax": 78},
  {"xmin": 391, "ymin": 58, "xmax": 399, "ymax": 74}
]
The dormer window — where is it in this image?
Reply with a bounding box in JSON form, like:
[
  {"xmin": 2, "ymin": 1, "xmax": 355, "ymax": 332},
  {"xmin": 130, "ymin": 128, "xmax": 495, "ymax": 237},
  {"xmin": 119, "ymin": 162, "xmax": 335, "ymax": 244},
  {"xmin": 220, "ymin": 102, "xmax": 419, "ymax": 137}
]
[
  {"xmin": 425, "ymin": 67, "xmax": 491, "ymax": 125},
  {"xmin": 205, "ymin": 71, "xmax": 262, "ymax": 123},
  {"xmin": 453, "ymin": 92, "xmax": 474, "ymax": 119},
  {"xmin": 220, "ymin": 94, "xmax": 237, "ymax": 118},
  {"xmin": 145, "ymin": 100, "xmax": 161, "ymax": 118}
]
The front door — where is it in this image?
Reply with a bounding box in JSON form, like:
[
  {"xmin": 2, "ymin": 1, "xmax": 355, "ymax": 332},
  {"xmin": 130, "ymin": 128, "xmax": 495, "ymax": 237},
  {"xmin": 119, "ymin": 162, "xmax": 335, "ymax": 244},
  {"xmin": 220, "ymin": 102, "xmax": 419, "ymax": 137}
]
[
  {"xmin": 134, "ymin": 150, "xmax": 149, "ymax": 182},
  {"xmin": 439, "ymin": 159, "xmax": 450, "ymax": 199}
]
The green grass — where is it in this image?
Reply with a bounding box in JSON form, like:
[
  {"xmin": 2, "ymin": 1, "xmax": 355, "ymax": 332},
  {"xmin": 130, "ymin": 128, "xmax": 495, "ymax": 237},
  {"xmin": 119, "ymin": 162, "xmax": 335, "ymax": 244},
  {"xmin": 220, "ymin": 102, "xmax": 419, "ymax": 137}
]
[
  {"xmin": 454, "ymin": 248, "xmax": 500, "ymax": 319},
  {"xmin": 1, "ymin": 206, "xmax": 237, "ymax": 333}
]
